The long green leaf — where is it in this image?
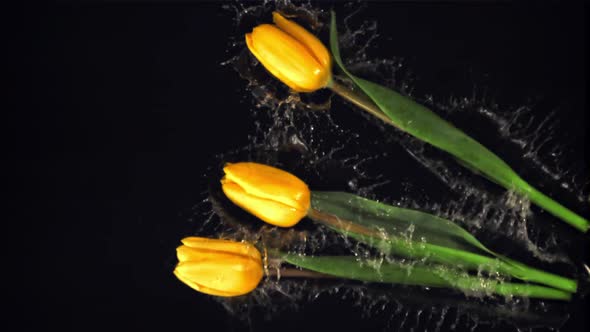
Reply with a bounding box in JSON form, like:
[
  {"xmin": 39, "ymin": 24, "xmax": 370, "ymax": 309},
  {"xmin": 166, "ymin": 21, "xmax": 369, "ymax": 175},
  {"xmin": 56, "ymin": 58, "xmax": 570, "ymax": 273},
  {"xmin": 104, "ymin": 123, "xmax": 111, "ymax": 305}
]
[
  {"xmin": 282, "ymin": 254, "xmax": 571, "ymax": 300},
  {"xmin": 328, "ymin": 11, "xmax": 588, "ymax": 233},
  {"xmin": 309, "ymin": 191, "xmax": 577, "ymax": 293},
  {"xmin": 312, "ymin": 191, "xmax": 493, "ymax": 254}
]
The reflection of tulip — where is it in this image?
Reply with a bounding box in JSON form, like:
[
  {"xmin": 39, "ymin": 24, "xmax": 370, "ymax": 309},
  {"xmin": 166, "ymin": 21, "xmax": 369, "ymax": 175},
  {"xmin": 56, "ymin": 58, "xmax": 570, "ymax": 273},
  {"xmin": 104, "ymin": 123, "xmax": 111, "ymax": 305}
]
[
  {"xmin": 221, "ymin": 162, "xmax": 310, "ymax": 227},
  {"xmin": 245, "ymin": 12, "xmax": 332, "ymax": 92},
  {"xmin": 173, "ymin": 237, "xmax": 263, "ymax": 297}
]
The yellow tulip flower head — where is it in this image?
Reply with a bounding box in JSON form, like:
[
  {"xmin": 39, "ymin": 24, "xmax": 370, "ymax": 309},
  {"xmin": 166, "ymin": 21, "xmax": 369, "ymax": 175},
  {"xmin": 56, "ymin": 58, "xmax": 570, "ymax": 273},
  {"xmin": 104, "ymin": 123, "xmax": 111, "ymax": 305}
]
[
  {"xmin": 245, "ymin": 12, "xmax": 332, "ymax": 92},
  {"xmin": 173, "ymin": 237, "xmax": 264, "ymax": 297},
  {"xmin": 221, "ymin": 162, "xmax": 311, "ymax": 227}
]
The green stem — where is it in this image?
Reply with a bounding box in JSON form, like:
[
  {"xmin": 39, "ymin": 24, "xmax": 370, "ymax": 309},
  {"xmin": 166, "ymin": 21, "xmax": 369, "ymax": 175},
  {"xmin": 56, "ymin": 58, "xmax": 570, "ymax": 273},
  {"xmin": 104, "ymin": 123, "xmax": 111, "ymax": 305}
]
[
  {"xmin": 387, "ymin": 239, "xmax": 577, "ymax": 293},
  {"xmin": 329, "ymin": 78, "xmax": 588, "ymax": 233},
  {"xmin": 308, "ymin": 208, "xmax": 577, "ymax": 293},
  {"xmin": 523, "ymin": 184, "xmax": 589, "ymax": 233},
  {"xmin": 265, "ymin": 267, "xmax": 335, "ymax": 279},
  {"xmin": 329, "ymin": 79, "xmax": 394, "ymax": 126},
  {"xmin": 282, "ymin": 254, "xmax": 571, "ymax": 301}
]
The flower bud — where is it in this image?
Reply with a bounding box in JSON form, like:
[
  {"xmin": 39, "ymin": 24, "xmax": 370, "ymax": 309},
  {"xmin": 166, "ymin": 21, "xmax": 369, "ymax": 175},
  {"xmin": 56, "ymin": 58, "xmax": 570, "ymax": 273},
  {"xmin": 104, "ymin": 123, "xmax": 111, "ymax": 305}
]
[
  {"xmin": 245, "ymin": 12, "xmax": 332, "ymax": 92},
  {"xmin": 173, "ymin": 237, "xmax": 263, "ymax": 297},
  {"xmin": 221, "ymin": 162, "xmax": 311, "ymax": 227}
]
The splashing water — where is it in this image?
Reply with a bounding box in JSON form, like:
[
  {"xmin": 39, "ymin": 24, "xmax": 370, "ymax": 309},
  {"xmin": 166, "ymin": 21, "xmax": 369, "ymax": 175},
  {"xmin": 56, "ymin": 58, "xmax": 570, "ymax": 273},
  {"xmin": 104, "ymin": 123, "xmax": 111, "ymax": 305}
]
[{"xmin": 184, "ymin": 1, "xmax": 588, "ymax": 331}]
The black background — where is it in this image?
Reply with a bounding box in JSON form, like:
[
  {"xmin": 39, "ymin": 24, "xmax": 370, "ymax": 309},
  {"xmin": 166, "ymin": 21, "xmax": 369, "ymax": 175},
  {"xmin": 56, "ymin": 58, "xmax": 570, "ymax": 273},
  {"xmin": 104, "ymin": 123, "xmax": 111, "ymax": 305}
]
[{"xmin": 15, "ymin": 1, "xmax": 588, "ymax": 331}]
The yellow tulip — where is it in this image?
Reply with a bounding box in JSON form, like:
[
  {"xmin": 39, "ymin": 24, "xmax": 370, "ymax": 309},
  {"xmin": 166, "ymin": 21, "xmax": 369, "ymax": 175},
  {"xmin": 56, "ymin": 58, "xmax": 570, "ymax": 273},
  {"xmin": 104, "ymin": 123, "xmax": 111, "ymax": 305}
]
[
  {"xmin": 245, "ymin": 12, "xmax": 332, "ymax": 92},
  {"xmin": 173, "ymin": 237, "xmax": 264, "ymax": 297},
  {"xmin": 221, "ymin": 162, "xmax": 311, "ymax": 227}
]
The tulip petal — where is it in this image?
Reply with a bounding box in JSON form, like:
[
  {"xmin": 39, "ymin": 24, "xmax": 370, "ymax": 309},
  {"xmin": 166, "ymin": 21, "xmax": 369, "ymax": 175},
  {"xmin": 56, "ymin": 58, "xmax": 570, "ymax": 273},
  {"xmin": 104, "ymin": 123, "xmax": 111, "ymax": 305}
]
[
  {"xmin": 248, "ymin": 24, "xmax": 328, "ymax": 92},
  {"xmin": 174, "ymin": 267, "xmax": 245, "ymax": 297},
  {"xmin": 180, "ymin": 237, "xmax": 261, "ymax": 262},
  {"xmin": 246, "ymin": 32, "xmax": 303, "ymax": 91},
  {"xmin": 272, "ymin": 12, "xmax": 331, "ymax": 68},
  {"xmin": 176, "ymin": 245, "xmax": 261, "ymax": 267},
  {"xmin": 173, "ymin": 237, "xmax": 264, "ymax": 297},
  {"xmin": 222, "ymin": 180, "xmax": 307, "ymax": 227},
  {"xmin": 175, "ymin": 256, "xmax": 263, "ymax": 297},
  {"xmin": 223, "ymin": 162, "xmax": 310, "ymax": 214}
]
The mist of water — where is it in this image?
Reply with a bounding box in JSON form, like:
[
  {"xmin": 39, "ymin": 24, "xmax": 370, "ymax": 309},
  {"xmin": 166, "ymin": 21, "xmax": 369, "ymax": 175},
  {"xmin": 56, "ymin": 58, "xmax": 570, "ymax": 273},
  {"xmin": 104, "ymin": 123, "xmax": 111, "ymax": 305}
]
[{"xmin": 184, "ymin": 1, "xmax": 588, "ymax": 331}]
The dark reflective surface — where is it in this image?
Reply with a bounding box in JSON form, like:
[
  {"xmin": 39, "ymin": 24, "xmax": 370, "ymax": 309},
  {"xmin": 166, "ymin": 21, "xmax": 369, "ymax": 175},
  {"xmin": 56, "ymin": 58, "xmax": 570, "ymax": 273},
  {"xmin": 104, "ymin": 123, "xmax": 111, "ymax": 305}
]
[{"xmin": 17, "ymin": 1, "xmax": 588, "ymax": 331}]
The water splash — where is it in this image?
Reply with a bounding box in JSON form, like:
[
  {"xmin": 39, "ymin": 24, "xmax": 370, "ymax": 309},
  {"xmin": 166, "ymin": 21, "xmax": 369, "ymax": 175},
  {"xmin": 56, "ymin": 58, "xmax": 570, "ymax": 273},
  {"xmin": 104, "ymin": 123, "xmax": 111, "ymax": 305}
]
[{"xmin": 183, "ymin": 1, "xmax": 587, "ymax": 331}]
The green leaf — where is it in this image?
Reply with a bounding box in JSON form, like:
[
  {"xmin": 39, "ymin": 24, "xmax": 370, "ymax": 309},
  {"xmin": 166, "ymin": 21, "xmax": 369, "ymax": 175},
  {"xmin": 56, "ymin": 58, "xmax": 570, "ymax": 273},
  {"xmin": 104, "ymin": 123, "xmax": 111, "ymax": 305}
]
[
  {"xmin": 328, "ymin": 11, "xmax": 588, "ymax": 233},
  {"xmin": 311, "ymin": 191, "xmax": 493, "ymax": 255},
  {"xmin": 309, "ymin": 191, "xmax": 577, "ymax": 293},
  {"xmin": 281, "ymin": 253, "xmax": 571, "ymax": 300}
]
